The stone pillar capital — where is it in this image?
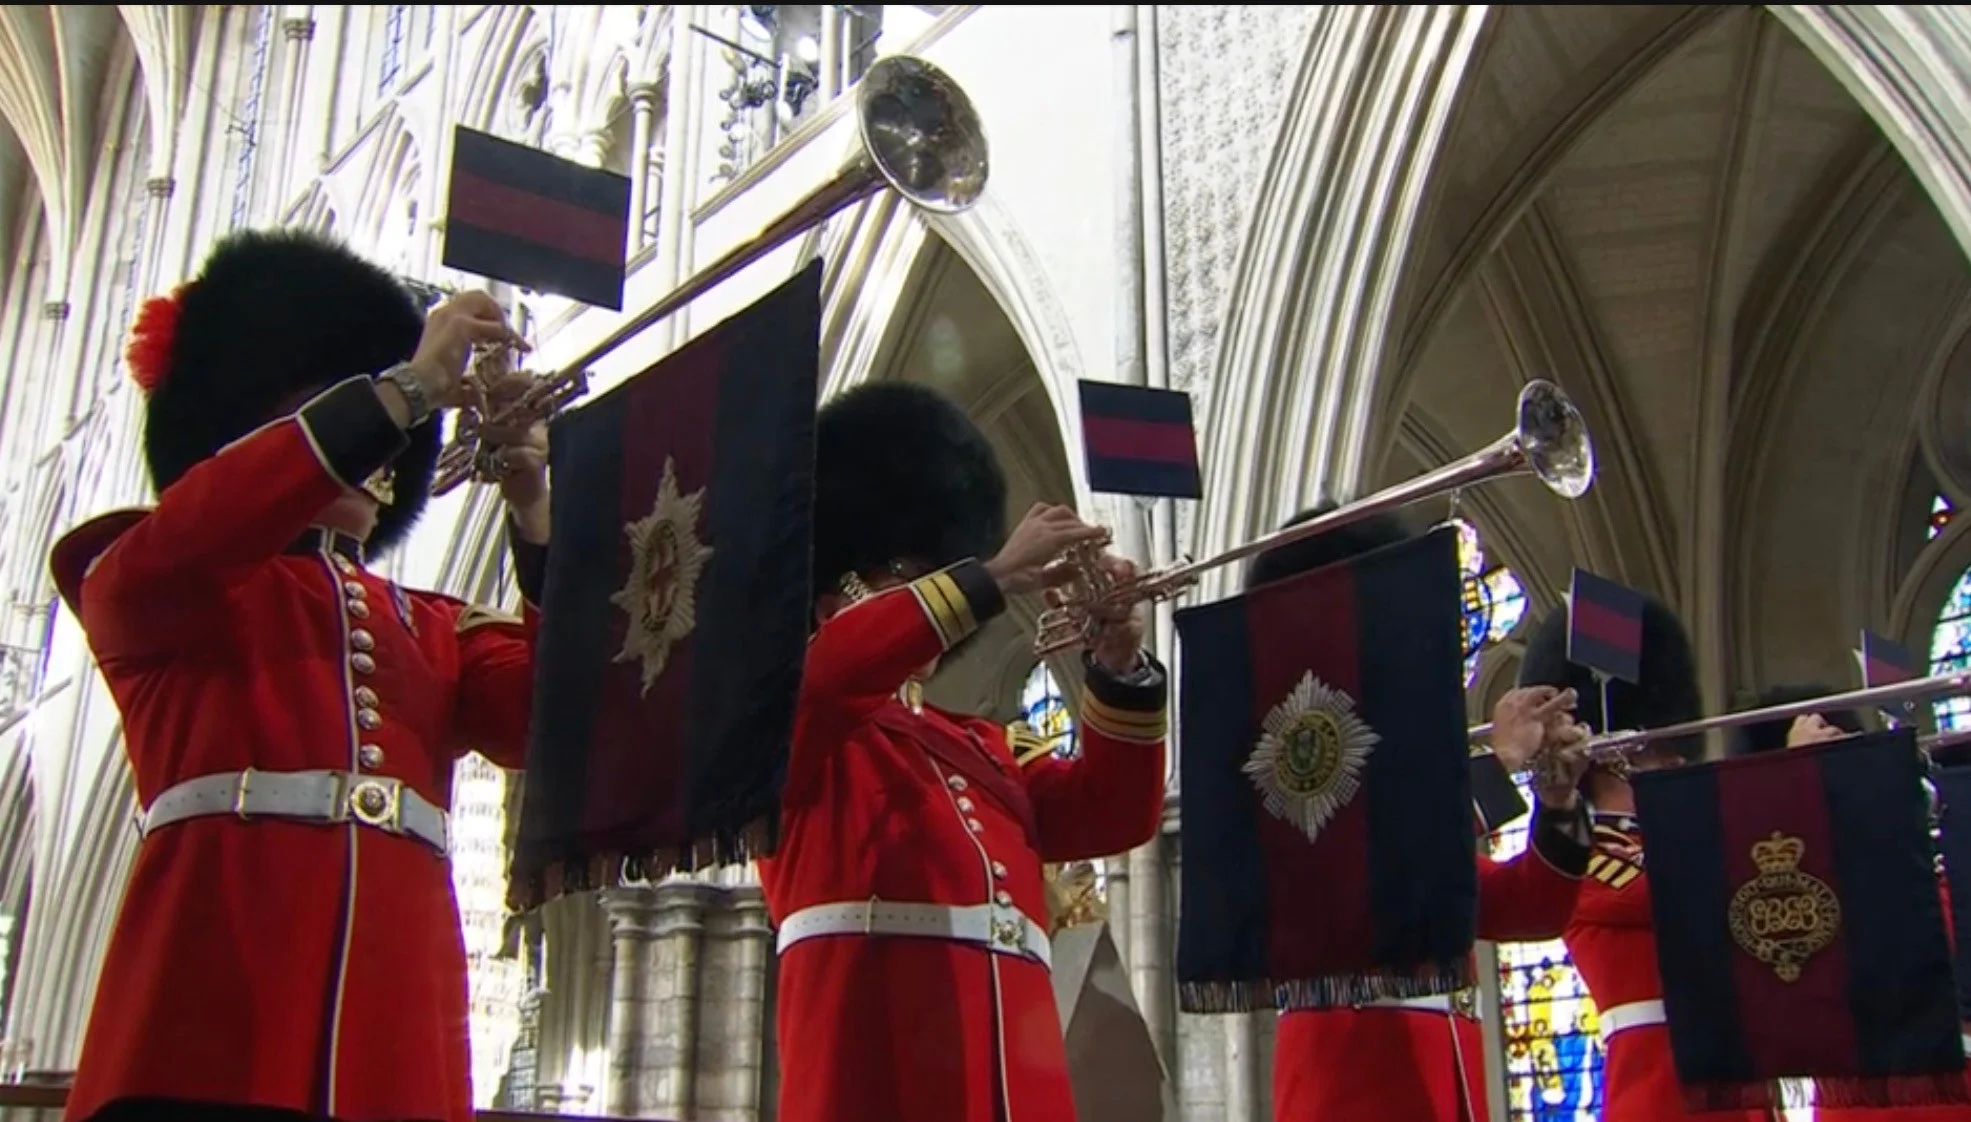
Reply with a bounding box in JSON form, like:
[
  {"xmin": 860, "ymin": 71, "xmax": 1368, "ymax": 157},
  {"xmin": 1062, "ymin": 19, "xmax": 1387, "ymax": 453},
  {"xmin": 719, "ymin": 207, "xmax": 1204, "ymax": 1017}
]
[
  {"xmin": 145, "ymin": 176, "xmax": 175, "ymax": 199},
  {"xmin": 599, "ymin": 884, "xmax": 664, "ymax": 940},
  {"xmin": 651, "ymin": 879, "xmax": 722, "ymax": 937},
  {"xmin": 281, "ymin": 17, "xmax": 315, "ymax": 42},
  {"xmin": 628, "ymin": 82, "xmax": 662, "ymax": 111}
]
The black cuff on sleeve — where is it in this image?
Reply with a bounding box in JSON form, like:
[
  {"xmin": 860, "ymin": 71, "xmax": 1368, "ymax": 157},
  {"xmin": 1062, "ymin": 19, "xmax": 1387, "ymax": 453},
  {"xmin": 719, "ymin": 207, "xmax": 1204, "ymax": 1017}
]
[
  {"xmin": 946, "ymin": 558, "xmax": 1008, "ymax": 628},
  {"xmin": 508, "ymin": 517, "xmax": 550, "ymax": 608},
  {"xmin": 1530, "ymin": 799, "xmax": 1594, "ymax": 878},
  {"xmin": 1082, "ymin": 650, "xmax": 1169, "ymax": 711},
  {"xmin": 296, "ymin": 378, "xmax": 410, "ymax": 489}
]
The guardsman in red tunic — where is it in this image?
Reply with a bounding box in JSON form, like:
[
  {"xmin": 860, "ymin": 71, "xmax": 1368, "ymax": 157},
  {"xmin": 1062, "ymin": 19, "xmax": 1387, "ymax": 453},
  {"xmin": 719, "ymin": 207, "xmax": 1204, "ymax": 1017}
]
[
  {"xmin": 756, "ymin": 383, "xmax": 1169, "ymax": 1122},
  {"xmin": 49, "ymin": 230, "xmax": 545, "ymax": 1122},
  {"xmin": 1734, "ymin": 688, "xmax": 1971, "ymax": 1122},
  {"xmin": 1250, "ymin": 508, "xmax": 1596, "ymax": 1122},
  {"xmin": 1519, "ymin": 600, "xmax": 1771, "ymax": 1122}
]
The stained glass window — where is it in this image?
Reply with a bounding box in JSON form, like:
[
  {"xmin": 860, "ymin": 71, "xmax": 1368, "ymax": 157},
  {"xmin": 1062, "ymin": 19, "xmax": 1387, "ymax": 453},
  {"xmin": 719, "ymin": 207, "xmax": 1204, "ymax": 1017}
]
[
  {"xmin": 1492, "ymin": 776, "xmax": 1604, "ymax": 1121},
  {"xmin": 1932, "ymin": 495, "xmax": 1955, "ymax": 541},
  {"xmin": 1931, "ymin": 564, "xmax": 1971, "ymax": 732},
  {"xmin": 1021, "ymin": 663, "xmax": 1077, "ymax": 760},
  {"xmin": 1457, "ymin": 520, "xmax": 1529, "ymax": 685}
]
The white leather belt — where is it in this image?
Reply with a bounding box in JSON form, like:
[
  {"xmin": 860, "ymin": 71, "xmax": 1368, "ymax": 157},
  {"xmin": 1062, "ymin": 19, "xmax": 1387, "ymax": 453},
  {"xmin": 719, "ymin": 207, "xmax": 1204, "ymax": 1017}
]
[
  {"xmin": 140, "ymin": 769, "xmax": 449, "ymax": 855},
  {"xmin": 1599, "ymin": 999, "xmax": 1666, "ymax": 1043},
  {"xmin": 1362, "ymin": 992, "xmax": 1481, "ymax": 1019},
  {"xmin": 776, "ymin": 899, "xmax": 1052, "ymax": 970}
]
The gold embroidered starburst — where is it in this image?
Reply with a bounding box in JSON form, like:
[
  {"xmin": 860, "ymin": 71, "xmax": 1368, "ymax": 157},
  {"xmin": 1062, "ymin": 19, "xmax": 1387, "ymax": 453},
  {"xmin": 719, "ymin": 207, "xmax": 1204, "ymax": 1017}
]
[
  {"xmin": 1243, "ymin": 672, "xmax": 1380, "ymax": 843},
  {"xmin": 609, "ymin": 456, "xmax": 714, "ymax": 695}
]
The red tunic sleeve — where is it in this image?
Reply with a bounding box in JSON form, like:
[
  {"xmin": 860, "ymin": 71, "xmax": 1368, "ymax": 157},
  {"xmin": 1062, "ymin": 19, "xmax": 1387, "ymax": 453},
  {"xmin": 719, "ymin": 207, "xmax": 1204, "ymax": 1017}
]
[
  {"xmin": 791, "ymin": 559, "xmax": 1007, "ymax": 799},
  {"xmin": 1476, "ymin": 801, "xmax": 1592, "ymax": 942},
  {"xmin": 1014, "ymin": 655, "xmax": 1168, "ymax": 861},
  {"xmin": 79, "ymin": 377, "xmax": 410, "ymax": 663},
  {"xmin": 449, "ymin": 522, "xmax": 548, "ymax": 768}
]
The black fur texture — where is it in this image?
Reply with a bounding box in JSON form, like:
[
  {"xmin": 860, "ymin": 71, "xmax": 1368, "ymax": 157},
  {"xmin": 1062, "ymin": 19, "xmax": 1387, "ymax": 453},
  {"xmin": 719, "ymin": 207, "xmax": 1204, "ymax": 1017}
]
[
  {"xmin": 1243, "ymin": 503, "xmax": 1420, "ymax": 591},
  {"xmin": 142, "ymin": 228, "xmax": 433, "ymax": 555},
  {"xmin": 811, "ymin": 381, "xmax": 1008, "ymax": 594},
  {"xmin": 1517, "ymin": 597, "xmax": 1705, "ymax": 760},
  {"xmin": 1730, "ymin": 683, "xmax": 1867, "ymax": 757}
]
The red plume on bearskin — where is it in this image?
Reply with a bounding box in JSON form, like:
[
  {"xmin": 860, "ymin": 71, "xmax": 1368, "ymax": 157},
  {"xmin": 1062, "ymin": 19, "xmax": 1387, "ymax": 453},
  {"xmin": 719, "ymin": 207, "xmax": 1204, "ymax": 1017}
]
[{"xmin": 125, "ymin": 290, "xmax": 184, "ymax": 394}]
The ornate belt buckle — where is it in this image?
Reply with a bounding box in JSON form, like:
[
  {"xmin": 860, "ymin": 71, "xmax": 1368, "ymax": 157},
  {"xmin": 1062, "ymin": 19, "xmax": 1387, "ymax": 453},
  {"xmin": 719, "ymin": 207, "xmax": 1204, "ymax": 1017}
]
[
  {"xmin": 990, "ymin": 915, "xmax": 1025, "ymax": 953},
  {"xmin": 348, "ymin": 777, "xmax": 404, "ymax": 831}
]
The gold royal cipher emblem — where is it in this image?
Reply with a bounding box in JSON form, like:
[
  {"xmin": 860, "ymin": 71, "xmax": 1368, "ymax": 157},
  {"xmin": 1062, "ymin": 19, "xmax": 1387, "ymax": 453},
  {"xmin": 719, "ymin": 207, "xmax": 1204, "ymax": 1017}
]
[
  {"xmin": 1726, "ymin": 831, "xmax": 1841, "ymax": 983},
  {"xmin": 610, "ymin": 456, "xmax": 715, "ymax": 696},
  {"xmin": 1243, "ymin": 672, "xmax": 1381, "ymax": 843}
]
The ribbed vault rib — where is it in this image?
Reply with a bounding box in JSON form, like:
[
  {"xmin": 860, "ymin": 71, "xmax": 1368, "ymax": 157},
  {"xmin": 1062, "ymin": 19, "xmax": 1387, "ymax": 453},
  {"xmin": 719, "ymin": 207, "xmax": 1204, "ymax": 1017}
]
[
  {"xmin": 1393, "ymin": 6, "xmax": 1723, "ymax": 388},
  {"xmin": 114, "ymin": 5, "xmax": 191, "ymax": 178},
  {"xmin": 1477, "ymin": 208, "xmax": 1675, "ymax": 596}
]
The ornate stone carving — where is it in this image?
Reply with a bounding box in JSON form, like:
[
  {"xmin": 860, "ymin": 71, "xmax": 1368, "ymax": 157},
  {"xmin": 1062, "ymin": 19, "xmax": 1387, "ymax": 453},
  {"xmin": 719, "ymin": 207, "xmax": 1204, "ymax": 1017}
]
[{"xmin": 1156, "ymin": 7, "xmax": 1320, "ymax": 549}]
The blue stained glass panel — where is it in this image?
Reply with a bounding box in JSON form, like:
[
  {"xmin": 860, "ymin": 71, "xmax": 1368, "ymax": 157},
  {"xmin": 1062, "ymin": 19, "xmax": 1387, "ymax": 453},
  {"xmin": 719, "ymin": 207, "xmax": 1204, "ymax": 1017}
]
[
  {"xmin": 1021, "ymin": 663, "xmax": 1077, "ymax": 759},
  {"xmin": 1930, "ymin": 561, "xmax": 1971, "ymax": 732},
  {"xmin": 1457, "ymin": 520, "xmax": 1528, "ymax": 685},
  {"xmin": 1492, "ymin": 776, "xmax": 1604, "ymax": 1121}
]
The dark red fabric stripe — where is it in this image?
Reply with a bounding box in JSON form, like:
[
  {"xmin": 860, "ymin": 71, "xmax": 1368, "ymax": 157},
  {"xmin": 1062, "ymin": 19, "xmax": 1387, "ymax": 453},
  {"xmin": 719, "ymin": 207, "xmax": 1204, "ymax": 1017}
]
[
  {"xmin": 1715, "ymin": 754, "xmax": 1859, "ymax": 1076},
  {"xmin": 581, "ymin": 333, "xmax": 723, "ymax": 845},
  {"xmin": 1866, "ymin": 656, "xmax": 1914, "ymax": 686},
  {"xmin": 1246, "ymin": 562, "xmax": 1376, "ymax": 976},
  {"xmin": 1572, "ymin": 595, "xmax": 1642, "ymax": 657},
  {"xmin": 450, "ymin": 171, "xmax": 626, "ymax": 268},
  {"xmin": 1083, "ymin": 416, "xmax": 1197, "ymax": 465}
]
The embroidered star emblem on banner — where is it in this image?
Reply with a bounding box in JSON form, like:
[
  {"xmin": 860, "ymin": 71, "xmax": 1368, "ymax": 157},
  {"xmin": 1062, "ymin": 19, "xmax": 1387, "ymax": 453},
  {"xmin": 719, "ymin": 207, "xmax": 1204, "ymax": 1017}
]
[
  {"xmin": 1244, "ymin": 672, "xmax": 1380, "ymax": 843},
  {"xmin": 610, "ymin": 456, "xmax": 714, "ymax": 696}
]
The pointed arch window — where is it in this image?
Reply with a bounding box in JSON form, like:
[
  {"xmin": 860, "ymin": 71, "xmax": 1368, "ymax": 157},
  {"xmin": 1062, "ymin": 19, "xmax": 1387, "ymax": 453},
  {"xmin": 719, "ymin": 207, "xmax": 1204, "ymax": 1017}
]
[{"xmin": 1930, "ymin": 564, "xmax": 1971, "ymax": 732}]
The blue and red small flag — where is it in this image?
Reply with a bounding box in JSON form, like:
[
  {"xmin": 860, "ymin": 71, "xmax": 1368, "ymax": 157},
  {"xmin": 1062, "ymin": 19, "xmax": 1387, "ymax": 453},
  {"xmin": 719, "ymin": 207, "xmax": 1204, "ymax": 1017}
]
[
  {"xmin": 1077, "ymin": 381, "xmax": 1202, "ymax": 500},
  {"xmin": 443, "ymin": 125, "xmax": 633, "ymax": 310},
  {"xmin": 508, "ymin": 263, "xmax": 821, "ymax": 909},
  {"xmin": 1856, "ymin": 629, "xmax": 1916, "ymax": 687},
  {"xmin": 1933, "ymin": 761, "xmax": 1971, "ymax": 1021},
  {"xmin": 1567, "ymin": 568, "xmax": 1646, "ymax": 684},
  {"xmin": 1174, "ymin": 526, "xmax": 1476, "ymax": 1011},
  {"xmin": 1633, "ymin": 728, "xmax": 1966, "ymax": 1113}
]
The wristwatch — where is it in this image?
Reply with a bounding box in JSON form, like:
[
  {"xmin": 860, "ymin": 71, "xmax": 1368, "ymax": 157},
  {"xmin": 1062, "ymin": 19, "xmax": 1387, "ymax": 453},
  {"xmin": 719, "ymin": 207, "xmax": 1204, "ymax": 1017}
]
[{"xmin": 377, "ymin": 362, "xmax": 434, "ymax": 426}]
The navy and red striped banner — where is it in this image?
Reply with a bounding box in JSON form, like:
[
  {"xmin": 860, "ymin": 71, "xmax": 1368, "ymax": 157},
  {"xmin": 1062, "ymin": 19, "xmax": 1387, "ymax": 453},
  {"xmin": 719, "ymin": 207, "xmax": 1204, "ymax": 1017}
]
[
  {"xmin": 443, "ymin": 126, "xmax": 632, "ymax": 310},
  {"xmin": 509, "ymin": 263, "xmax": 821, "ymax": 908},
  {"xmin": 1857, "ymin": 629, "xmax": 1916, "ymax": 688},
  {"xmin": 1633, "ymin": 729, "xmax": 1966, "ymax": 1112},
  {"xmin": 1077, "ymin": 381, "xmax": 1202, "ymax": 500},
  {"xmin": 1174, "ymin": 526, "xmax": 1475, "ymax": 1011},
  {"xmin": 1567, "ymin": 568, "xmax": 1646, "ymax": 684}
]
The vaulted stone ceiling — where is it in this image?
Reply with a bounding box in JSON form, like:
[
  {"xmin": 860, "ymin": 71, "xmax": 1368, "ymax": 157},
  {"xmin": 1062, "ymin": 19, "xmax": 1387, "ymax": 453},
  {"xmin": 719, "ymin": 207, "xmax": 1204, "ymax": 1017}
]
[
  {"xmin": 0, "ymin": 7, "xmax": 191, "ymax": 282},
  {"xmin": 1378, "ymin": 4, "xmax": 1968, "ymax": 709}
]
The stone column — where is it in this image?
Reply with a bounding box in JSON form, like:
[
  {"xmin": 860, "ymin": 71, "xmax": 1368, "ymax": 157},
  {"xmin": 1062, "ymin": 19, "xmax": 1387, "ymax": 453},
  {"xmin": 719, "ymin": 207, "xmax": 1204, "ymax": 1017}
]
[
  {"xmin": 266, "ymin": 17, "xmax": 314, "ymax": 213},
  {"xmin": 626, "ymin": 84, "xmax": 661, "ymax": 253},
  {"xmin": 644, "ymin": 880, "xmax": 719, "ymax": 1118},
  {"xmin": 817, "ymin": 5, "xmax": 843, "ymax": 102},
  {"xmin": 653, "ymin": 6, "xmax": 699, "ymax": 348},
  {"xmin": 693, "ymin": 884, "xmax": 772, "ymax": 1121},
  {"xmin": 601, "ymin": 885, "xmax": 663, "ymax": 1116}
]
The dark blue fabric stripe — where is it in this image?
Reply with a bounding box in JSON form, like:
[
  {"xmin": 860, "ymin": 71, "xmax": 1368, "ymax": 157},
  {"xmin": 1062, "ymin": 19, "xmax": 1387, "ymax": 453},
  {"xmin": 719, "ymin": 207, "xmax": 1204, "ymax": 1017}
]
[
  {"xmin": 1355, "ymin": 527, "xmax": 1477, "ymax": 964},
  {"xmin": 1567, "ymin": 633, "xmax": 1639, "ymax": 687},
  {"xmin": 1935, "ymin": 763, "xmax": 1971, "ymax": 1018},
  {"xmin": 1821, "ymin": 730, "xmax": 1961, "ymax": 1075},
  {"xmin": 442, "ymin": 222, "xmax": 626, "ymax": 311},
  {"xmin": 520, "ymin": 385, "xmax": 630, "ymax": 863},
  {"xmin": 1632, "ymin": 762, "xmax": 1751, "ymax": 1082},
  {"xmin": 452, "ymin": 125, "xmax": 634, "ymax": 216},
  {"xmin": 1175, "ymin": 595, "xmax": 1271, "ymax": 988},
  {"xmin": 1085, "ymin": 455, "xmax": 1203, "ymax": 500},
  {"xmin": 683, "ymin": 263, "xmax": 821, "ymax": 837},
  {"xmin": 1079, "ymin": 380, "xmax": 1194, "ymax": 425}
]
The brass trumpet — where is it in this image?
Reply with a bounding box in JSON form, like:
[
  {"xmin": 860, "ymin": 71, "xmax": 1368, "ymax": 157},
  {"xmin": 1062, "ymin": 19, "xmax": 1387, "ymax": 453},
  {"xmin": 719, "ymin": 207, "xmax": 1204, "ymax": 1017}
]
[
  {"xmin": 1031, "ymin": 380, "xmax": 1597, "ymax": 656},
  {"xmin": 426, "ymin": 54, "xmax": 987, "ymax": 496},
  {"xmin": 431, "ymin": 349, "xmax": 592, "ymax": 495}
]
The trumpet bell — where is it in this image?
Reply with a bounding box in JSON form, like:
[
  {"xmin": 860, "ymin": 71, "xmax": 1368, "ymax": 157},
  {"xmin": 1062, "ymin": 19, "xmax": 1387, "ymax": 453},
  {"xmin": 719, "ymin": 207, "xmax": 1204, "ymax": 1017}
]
[
  {"xmin": 1517, "ymin": 379, "xmax": 1595, "ymax": 500},
  {"xmin": 856, "ymin": 56, "xmax": 988, "ymax": 214}
]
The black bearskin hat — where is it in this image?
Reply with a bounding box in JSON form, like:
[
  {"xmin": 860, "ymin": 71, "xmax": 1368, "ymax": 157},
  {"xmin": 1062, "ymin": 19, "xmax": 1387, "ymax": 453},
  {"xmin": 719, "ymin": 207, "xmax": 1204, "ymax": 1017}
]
[
  {"xmin": 1244, "ymin": 502, "xmax": 1419, "ymax": 591},
  {"xmin": 1517, "ymin": 595, "xmax": 1704, "ymax": 760},
  {"xmin": 135, "ymin": 228, "xmax": 434, "ymax": 555},
  {"xmin": 811, "ymin": 381, "xmax": 1008, "ymax": 594},
  {"xmin": 1730, "ymin": 683, "xmax": 1867, "ymax": 757}
]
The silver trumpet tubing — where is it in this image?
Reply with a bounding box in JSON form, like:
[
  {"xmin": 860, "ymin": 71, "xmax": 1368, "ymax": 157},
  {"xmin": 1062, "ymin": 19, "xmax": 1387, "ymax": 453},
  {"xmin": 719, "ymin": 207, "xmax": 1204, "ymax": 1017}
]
[
  {"xmin": 429, "ymin": 54, "xmax": 988, "ymax": 496},
  {"xmin": 1032, "ymin": 379, "xmax": 1597, "ymax": 656}
]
